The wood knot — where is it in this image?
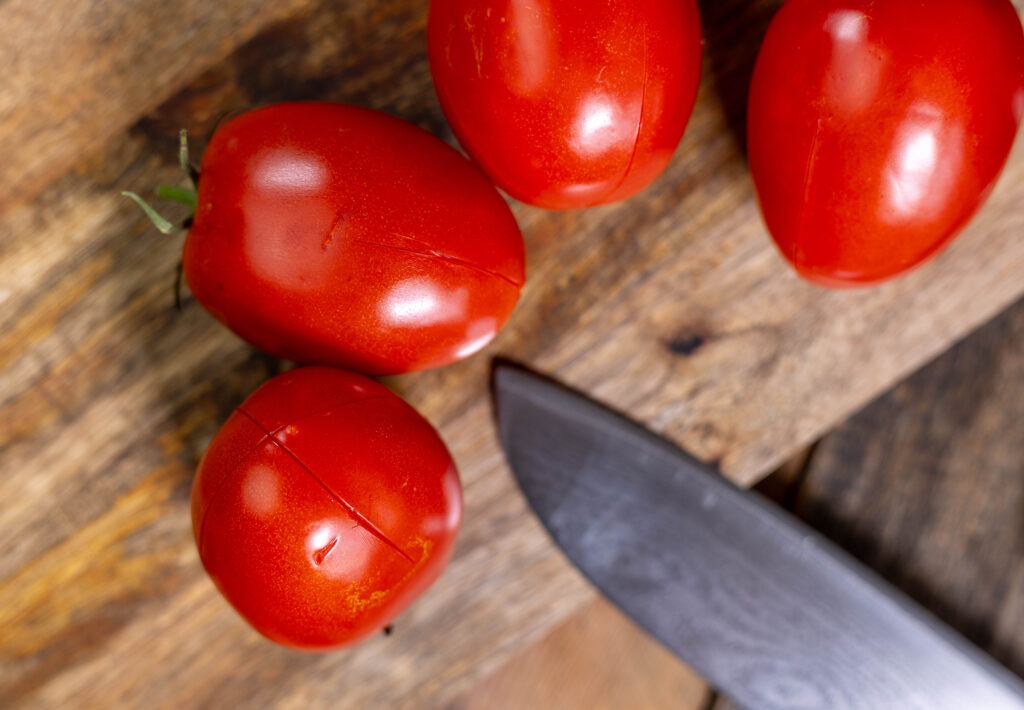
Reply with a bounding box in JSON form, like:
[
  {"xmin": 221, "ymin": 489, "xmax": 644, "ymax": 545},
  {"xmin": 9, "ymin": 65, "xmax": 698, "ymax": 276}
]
[{"xmin": 666, "ymin": 328, "xmax": 708, "ymax": 357}]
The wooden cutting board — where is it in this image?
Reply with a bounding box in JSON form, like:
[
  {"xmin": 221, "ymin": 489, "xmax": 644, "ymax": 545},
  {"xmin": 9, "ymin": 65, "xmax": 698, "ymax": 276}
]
[{"xmin": 2, "ymin": 1, "xmax": 1023, "ymax": 707}]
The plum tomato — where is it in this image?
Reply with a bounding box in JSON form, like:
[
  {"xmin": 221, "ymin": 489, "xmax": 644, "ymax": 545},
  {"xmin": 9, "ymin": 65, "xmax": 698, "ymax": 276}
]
[
  {"xmin": 427, "ymin": 0, "xmax": 703, "ymax": 209},
  {"xmin": 183, "ymin": 102, "xmax": 526, "ymax": 375},
  {"xmin": 748, "ymin": 0, "xmax": 1024, "ymax": 287},
  {"xmin": 191, "ymin": 366, "xmax": 462, "ymax": 650}
]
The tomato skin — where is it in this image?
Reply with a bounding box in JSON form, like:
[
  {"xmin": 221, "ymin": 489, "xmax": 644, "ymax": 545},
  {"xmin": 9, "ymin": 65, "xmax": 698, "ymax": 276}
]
[
  {"xmin": 191, "ymin": 367, "xmax": 462, "ymax": 650},
  {"xmin": 748, "ymin": 0, "xmax": 1024, "ymax": 287},
  {"xmin": 183, "ymin": 103, "xmax": 525, "ymax": 375},
  {"xmin": 427, "ymin": 0, "xmax": 703, "ymax": 209}
]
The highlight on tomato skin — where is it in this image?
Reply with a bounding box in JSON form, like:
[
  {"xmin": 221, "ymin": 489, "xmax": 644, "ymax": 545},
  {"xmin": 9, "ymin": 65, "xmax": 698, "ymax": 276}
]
[
  {"xmin": 427, "ymin": 0, "xmax": 703, "ymax": 210},
  {"xmin": 191, "ymin": 367, "xmax": 463, "ymax": 650},
  {"xmin": 182, "ymin": 102, "xmax": 526, "ymax": 376},
  {"xmin": 747, "ymin": 0, "xmax": 1024, "ymax": 287}
]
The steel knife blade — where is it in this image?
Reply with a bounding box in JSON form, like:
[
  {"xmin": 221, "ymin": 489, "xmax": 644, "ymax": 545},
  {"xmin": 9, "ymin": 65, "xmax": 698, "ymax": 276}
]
[{"xmin": 492, "ymin": 363, "xmax": 1024, "ymax": 710}]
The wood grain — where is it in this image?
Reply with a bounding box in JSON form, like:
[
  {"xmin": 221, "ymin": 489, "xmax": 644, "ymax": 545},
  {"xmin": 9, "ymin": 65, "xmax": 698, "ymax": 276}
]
[
  {"xmin": 2, "ymin": 0, "xmax": 1024, "ymax": 707},
  {"xmin": 0, "ymin": 0, "xmax": 315, "ymax": 213},
  {"xmin": 449, "ymin": 597, "xmax": 711, "ymax": 710}
]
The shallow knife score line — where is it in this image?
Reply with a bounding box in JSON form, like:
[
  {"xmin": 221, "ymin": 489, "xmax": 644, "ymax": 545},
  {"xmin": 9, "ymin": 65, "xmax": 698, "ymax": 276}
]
[{"xmin": 490, "ymin": 364, "xmax": 1024, "ymax": 710}]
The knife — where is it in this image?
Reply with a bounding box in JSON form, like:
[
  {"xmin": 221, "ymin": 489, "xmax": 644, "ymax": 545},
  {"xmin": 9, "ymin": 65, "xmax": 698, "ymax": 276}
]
[{"xmin": 492, "ymin": 363, "xmax": 1024, "ymax": 710}]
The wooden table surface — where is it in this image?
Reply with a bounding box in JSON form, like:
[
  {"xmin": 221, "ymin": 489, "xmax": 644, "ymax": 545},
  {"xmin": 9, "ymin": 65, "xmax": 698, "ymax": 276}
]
[{"xmin": 3, "ymin": 1, "xmax": 1023, "ymax": 708}]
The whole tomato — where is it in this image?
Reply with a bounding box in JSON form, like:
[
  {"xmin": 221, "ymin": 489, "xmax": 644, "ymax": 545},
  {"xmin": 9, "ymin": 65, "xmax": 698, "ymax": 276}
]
[
  {"xmin": 183, "ymin": 102, "xmax": 525, "ymax": 375},
  {"xmin": 427, "ymin": 0, "xmax": 703, "ymax": 209},
  {"xmin": 191, "ymin": 367, "xmax": 462, "ymax": 650},
  {"xmin": 748, "ymin": 0, "xmax": 1024, "ymax": 287}
]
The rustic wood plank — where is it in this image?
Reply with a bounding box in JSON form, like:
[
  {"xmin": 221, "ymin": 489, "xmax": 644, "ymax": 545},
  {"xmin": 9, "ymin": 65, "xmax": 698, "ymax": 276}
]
[
  {"xmin": 1, "ymin": 0, "xmax": 1024, "ymax": 708},
  {"xmin": 792, "ymin": 295, "xmax": 1024, "ymax": 679},
  {"xmin": 448, "ymin": 597, "xmax": 711, "ymax": 710},
  {"xmin": 0, "ymin": 0, "xmax": 320, "ymax": 212}
]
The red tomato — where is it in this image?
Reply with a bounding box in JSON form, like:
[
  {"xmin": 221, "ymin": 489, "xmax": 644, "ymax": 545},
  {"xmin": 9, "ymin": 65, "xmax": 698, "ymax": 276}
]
[
  {"xmin": 184, "ymin": 103, "xmax": 525, "ymax": 375},
  {"xmin": 427, "ymin": 0, "xmax": 703, "ymax": 209},
  {"xmin": 191, "ymin": 367, "xmax": 462, "ymax": 650},
  {"xmin": 748, "ymin": 0, "xmax": 1024, "ymax": 287}
]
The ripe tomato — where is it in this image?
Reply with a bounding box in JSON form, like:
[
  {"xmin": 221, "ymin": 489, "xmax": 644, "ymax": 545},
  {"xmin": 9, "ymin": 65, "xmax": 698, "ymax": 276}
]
[
  {"xmin": 191, "ymin": 367, "xmax": 462, "ymax": 650},
  {"xmin": 748, "ymin": 0, "xmax": 1024, "ymax": 287},
  {"xmin": 427, "ymin": 0, "xmax": 703, "ymax": 209},
  {"xmin": 183, "ymin": 103, "xmax": 525, "ymax": 375}
]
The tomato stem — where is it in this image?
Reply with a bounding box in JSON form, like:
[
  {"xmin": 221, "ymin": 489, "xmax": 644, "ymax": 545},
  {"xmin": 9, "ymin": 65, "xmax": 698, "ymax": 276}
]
[
  {"xmin": 157, "ymin": 184, "xmax": 198, "ymax": 209},
  {"xmin": 174, "ymin": 261, "xmax": 184, "ymax": 311},
  {"xmin": 121, "ymin": 191, "xmax": 177, "ymax": 234},
  {"xmin": 121, "ymin": 129, "xmax": 202, "ymax": 309},
  {"xmin": 179, "ymin": 129, "xmax": 200, "ymax": 188},
  {"xmin": 122, "ymin": 129, "xmax": 201, "ymax": 233}
]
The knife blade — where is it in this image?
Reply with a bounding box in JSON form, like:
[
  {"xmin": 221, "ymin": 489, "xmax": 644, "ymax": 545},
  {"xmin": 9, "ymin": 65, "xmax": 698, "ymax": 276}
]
[{"xmin": 492, "ymin": 363, "xmax": 1024, "ymax": 710}]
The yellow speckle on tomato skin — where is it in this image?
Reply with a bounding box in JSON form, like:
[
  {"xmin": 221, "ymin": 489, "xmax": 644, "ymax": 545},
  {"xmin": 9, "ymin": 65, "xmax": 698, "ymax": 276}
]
[
  {"xmin": 340, "ymin": 581, "xmax": 391, "ymax": 616},
  {"xmin": 406, "ymin": 536, "xmax": 434, "ymax": 562},
  {"xmin": 328, "ymin": 535, "xmax": 437, "ymax": 627}
]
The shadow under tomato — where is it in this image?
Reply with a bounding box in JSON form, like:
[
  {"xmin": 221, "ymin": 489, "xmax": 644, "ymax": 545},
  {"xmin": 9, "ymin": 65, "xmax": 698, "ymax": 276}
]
[{"xmin": 696, "ymin": 0, "xmax": 783, "ymax": 158}]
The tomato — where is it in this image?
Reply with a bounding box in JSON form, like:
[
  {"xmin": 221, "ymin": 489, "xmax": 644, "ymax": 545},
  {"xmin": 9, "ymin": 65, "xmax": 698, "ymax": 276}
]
[
  {"xmin": 427, "ymin": 0, "xmax": 703, "ymax": 209},
  {"xmin": 191, "ymin": 366, "xmax": 462, "ymax": 650},
  {"xmin": 183, "ymin": 103, "xmax": 525, "ymax": 375},
  {"xmin": 748, "ymin": 0, "xmax": 1024, "ymax": 287}
]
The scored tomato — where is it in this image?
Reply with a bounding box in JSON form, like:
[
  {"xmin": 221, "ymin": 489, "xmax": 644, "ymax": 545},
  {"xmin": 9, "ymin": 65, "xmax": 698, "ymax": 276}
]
[
  {"xmin": 191, "ymin": 367, "xmax": 462, "ymax": 650},
  {"xmin": 182, "ymin": 102, "xmax": 525, "ymax": 375},
  {"xmin": 427, "ymin": 0, "xmax": 703, "ymax": 209},
  {"xmin": 748, "ymin": 0, "xmax": 1024, "ymax": 287}
]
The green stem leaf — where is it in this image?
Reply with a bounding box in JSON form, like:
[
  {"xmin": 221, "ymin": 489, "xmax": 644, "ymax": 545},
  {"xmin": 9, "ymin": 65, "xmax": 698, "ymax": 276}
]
[
  {"xmin": 157, "ymin": 184, "xmax": 198, "ymax": 209},
  {"xmin": 121, "ymin": 191, "xmax": 176, "ymax": 234},
  {"xmin": 179, "ymin": 129, "xmax": 200, "ymax": 188}
]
